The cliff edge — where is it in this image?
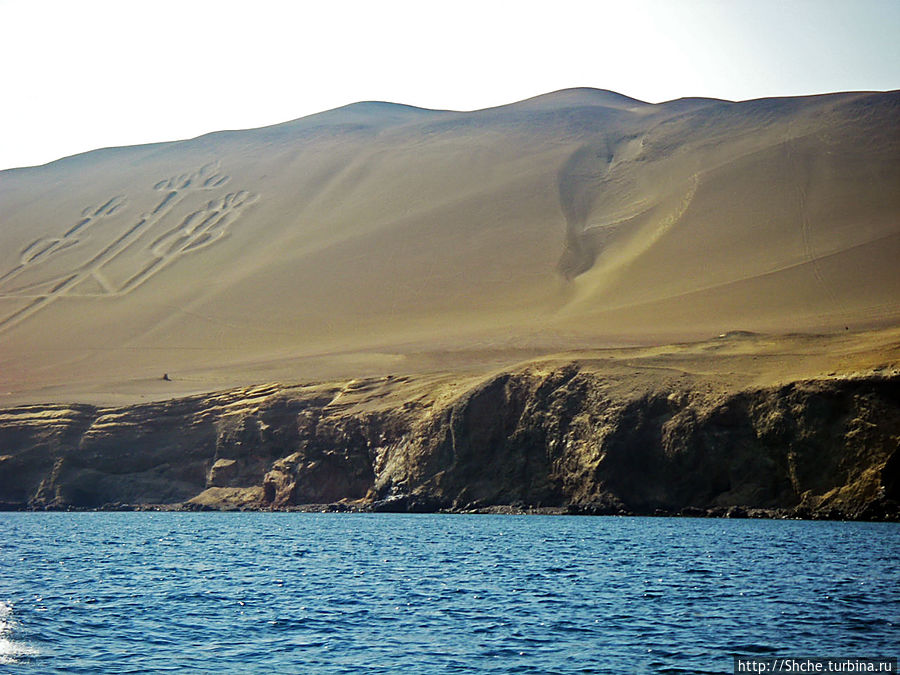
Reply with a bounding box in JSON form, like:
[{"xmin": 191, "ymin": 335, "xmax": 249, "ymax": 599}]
[{"xmin": 2, "ymin": 355, "xmax": 897, "ymax": 520}]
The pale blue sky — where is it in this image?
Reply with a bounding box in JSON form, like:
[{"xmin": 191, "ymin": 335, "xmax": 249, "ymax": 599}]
[{"xmin": 0, "ymin": 0, "xmax": 897, "ymax": 170}]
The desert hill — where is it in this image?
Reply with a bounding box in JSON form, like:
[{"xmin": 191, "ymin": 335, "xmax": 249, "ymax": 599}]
[{"xmin": 0, "ymin": 88, "xmax": 898, "ymax": 404}]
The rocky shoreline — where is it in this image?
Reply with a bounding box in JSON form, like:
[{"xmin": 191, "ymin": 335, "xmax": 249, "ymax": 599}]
[
  {"xmin": 4, "ymin": 501, "xmax": 897, "ymax": 521},
  {"xmin": 1, "ymin": 366, "xmax": 898, "ymax": 522}
]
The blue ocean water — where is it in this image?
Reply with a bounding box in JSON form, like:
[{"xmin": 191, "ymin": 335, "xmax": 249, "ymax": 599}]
[{"xmin": 0, "ymin": 513, "xmax": 897, "ymax": 674}]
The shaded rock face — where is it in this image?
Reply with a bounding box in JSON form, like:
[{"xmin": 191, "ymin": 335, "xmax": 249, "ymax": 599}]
[
  {"xmin": 0, "ymin": 405, "xmax": 96, "ymax": 507},
  {"xmin": 408, "ymin": 372, "xmax": 566, "ymax": 507},
  {"xmin": 382, "ymin": 372, "xmax": 900, "ymax": 518},
  {"xmin": 261, "ymin": 413, "xmax": 385, "ymax": 506},
  {"xmin": 0, "ymin": 372, "xmax": 897, "ymax": 519}
]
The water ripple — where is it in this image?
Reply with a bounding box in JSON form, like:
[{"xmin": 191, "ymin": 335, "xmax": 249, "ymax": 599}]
[{"xmin": 0, "ymin": 513, "xmax": 897, "ymax": 673}]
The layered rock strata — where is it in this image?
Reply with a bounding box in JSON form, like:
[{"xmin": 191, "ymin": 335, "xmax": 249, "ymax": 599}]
[{"xmin": 1, "ymin": 370, "xmax": 897, "ymax": 520}]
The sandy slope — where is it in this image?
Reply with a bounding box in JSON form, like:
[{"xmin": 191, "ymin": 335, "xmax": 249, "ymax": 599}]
[{"xmin": 0, "ymin": 88, "xmax": 898, "ymax": 403}]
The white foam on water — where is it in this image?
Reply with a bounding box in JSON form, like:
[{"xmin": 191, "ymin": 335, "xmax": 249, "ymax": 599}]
[{"xmin": 0, "ymin": 601, "xmax": 39, "ymax": 664}]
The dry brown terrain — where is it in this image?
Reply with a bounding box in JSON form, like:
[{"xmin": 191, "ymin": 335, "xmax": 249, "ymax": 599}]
[
  {"xmin": 0, "ymin": 88, "xmax": 898, "ymax": 405},
  {"xmin": 1, "ymin": 86, "xmax": 899, "ymax": 517}
]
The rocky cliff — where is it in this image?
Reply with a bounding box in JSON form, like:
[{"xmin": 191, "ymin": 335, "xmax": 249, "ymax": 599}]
[{"xmin": 1, "ymin": 367, "xmax": 898, "ymax": 520}]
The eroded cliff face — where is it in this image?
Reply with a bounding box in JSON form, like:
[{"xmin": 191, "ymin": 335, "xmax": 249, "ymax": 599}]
[{"xmin": 1, "ymin": 369, "xmax": 897, "ymax": 519}]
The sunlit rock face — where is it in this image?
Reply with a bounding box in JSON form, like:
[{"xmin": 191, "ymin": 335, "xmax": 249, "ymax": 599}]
[{"xmin": 1, "ymin": 370, "xmax": 897, "ymax": 520}]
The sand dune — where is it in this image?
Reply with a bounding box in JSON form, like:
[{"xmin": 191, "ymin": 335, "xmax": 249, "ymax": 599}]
[{"xmin": 0, "ymin": 88, "xmax": 898, "ymax": 402}]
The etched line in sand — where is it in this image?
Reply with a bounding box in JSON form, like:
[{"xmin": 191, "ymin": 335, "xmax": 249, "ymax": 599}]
[
  {"xmin": 786, "ymin": 138, "xmax": 845, "ymax": 318},
  {"xmin": 0, "ymin": 196, "xmax": 126, "ymax": 289},
  {"xmin": 0, "ymin": 163, "xmax": 258, "ymax": 333},
  {"xmin": 92, "ymin": 270, "xmax": 115, "ymax": 295},
  {"xmin": 152, "ymin": 163, "xmax": 230, "ymax": 192},
  {"xmin": 121, "ymin": 190, "xmax": 258, "ymax": 293}
]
